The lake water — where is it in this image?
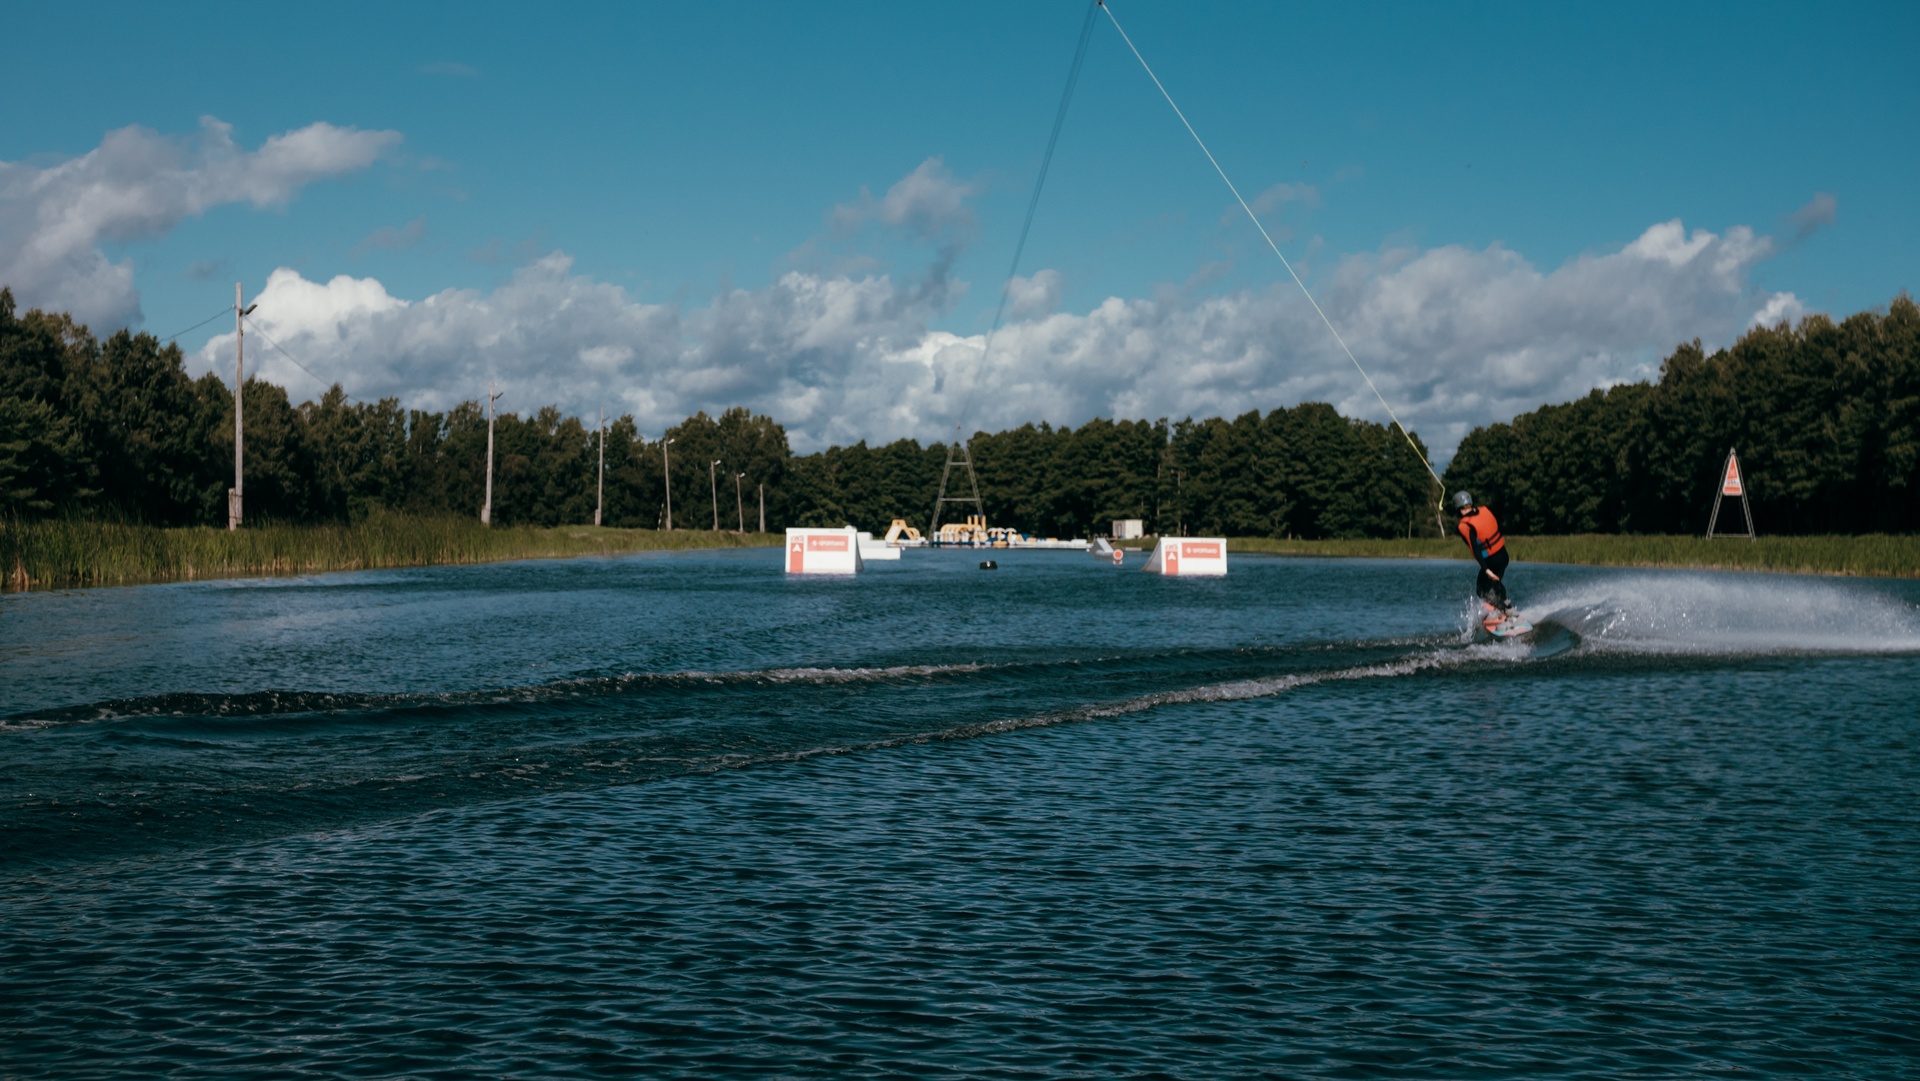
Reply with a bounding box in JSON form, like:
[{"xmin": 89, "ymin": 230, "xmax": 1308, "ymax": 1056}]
[{"xmin": 4, "ymin": 549, "xmax": 1918, "ymax": 1078}]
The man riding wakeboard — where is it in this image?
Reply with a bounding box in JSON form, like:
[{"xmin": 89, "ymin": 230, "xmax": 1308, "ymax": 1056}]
[{"xmin": 1452, "ymin": 490, "xmax": 1517, "ymax": 625}]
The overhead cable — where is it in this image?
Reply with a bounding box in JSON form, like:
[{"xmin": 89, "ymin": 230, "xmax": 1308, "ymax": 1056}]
[
  {"xmin": 155, "ymin": 308, "xmax": 233, "ymax": 344},
  {"xmin": 242, "ymin": 315, "xmax": 350, "ymax": 401},
  {"xmin": 952, "ymin": 0, "xmax": 1100, "ymax": 435},
  {"xmin": 1097, "ymin": 1, "xmax": 1445, "ymax": 494}
]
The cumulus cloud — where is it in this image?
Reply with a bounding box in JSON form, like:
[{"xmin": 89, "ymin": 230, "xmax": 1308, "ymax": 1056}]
[
  {"xmin": 1749, "ymin": 291, "xmax": 1807, "ymax": 328},
  {"xmin": 1002, "ymin": 269, "xmax": 1062, "ymax": 319},
  {"xmin": 197, "ymin": 206, "xmax": 1797, "ymax": 463},
  {"xmin": 0, "ymin": 117, "xmax": 399, "ymax": 328}
]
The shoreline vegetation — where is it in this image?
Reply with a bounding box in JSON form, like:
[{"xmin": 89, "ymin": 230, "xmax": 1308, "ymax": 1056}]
[
  {"xmin": 2, "ymin": 516, "xmax": 778, "ymax": 593},
  {"xmin": 6, "ymin": 519, "xmax": 1918, "ymax": 593},
  {"xmin": 1223, "ymin": 534, "xmax": 1920, "ymax": 579}
]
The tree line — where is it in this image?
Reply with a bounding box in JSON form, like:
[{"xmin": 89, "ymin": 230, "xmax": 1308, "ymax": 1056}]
[
  {"xmin": 10, "ymin": 284, "xmax": 1913, "ymax": 538},
  {"xmin": 0, "ymin": 288, "xmax": 1437, "ymax": 539},
  {"xmin": 1443, "ymin": 295, "xmax": 1919, "ymax": 535}
]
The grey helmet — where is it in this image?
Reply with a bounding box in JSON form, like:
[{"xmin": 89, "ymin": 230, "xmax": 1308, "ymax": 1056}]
[{"xmin": 1450, "ymin": 490, "xmax": 1475, "ymax": 512}]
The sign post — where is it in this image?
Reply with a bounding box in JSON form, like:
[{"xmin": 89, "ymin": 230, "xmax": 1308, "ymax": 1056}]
[{"xmin": 1705, "ymin": 448, "xmax": 1755, "ymax": 540}]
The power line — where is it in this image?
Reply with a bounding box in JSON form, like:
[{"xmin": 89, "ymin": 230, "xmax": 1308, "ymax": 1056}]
[
  {"xmin": 241, "ymin": 315, "xmax": 350, "ymax": 400},
  {"xmin": 155, "ymin": 307, "xmax": 233, "ymax": 344}
]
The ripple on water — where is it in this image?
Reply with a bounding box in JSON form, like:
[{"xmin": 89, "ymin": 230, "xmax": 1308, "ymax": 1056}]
[{"xmin": 5, "ymin": 649, "xmax": 1917, "ymax": 1079}]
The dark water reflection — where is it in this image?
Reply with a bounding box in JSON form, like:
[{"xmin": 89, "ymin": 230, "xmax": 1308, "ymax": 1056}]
[{"xmin": 3, "ymin": 550, "xmax": 1918, "ymax": 1077}]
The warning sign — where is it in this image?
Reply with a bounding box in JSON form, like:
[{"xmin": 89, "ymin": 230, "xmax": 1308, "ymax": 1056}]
[{"xmin": 1706, "ymin": 448, "xmax": 1755, "ymax": 539}]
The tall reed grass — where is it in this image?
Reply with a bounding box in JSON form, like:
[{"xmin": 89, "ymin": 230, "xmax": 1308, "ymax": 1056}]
[
  {"xmin": 1, "ymin": 514, "xmax": 778, "ymax": 592},
  {"xmin": 1226, "ymin": 534, "xmax": 1920, "ymax": 578}
]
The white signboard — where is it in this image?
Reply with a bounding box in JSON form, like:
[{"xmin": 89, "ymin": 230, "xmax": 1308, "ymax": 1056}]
[
  {"xmin": 1141, "ymin": 537, "xmax": 1227, "ymax": 576},
  {"xmin": 785, "ymin": 527, "xmax": 864, "ymax": 575}
]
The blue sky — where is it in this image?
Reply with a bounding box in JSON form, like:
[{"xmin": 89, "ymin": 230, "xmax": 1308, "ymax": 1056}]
[{"xmin": 2, "ymin": 1, "xmax": 1914, "ymax": 457}]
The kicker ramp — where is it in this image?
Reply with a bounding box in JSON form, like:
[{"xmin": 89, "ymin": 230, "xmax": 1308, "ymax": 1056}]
[
  {"xmin": 1141, "ymin": 537, "xmax": 1227, "ymax": 576},
  {"xmin": 786, "ymin": 527, "xmax": 865, "ymax": 575}
]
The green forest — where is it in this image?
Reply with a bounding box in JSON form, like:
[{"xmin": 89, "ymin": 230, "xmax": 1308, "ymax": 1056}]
[
  {"xmin": 0, "ymin": 288, "xmax": 1432, "ymax": 540},
  {"xmin": 4, "ymin": 287, "xmax": 1916, "ymax": 539},
  {"xmin": 1443, "ymin": 295, "xmax": 1919, "ymax": 535}
]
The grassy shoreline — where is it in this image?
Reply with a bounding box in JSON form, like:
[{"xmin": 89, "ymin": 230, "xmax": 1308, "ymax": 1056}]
[
  {"xmin": 1223, "ymin": 534, "xmax": 1920, "ymax": 579},
  {"xmin": 2, "ymin": 517, "xmax": 780, "ymax": 592},
  {"xmin": 7, "ymin": 521, "xmax": 1917, "ymax": 592}
]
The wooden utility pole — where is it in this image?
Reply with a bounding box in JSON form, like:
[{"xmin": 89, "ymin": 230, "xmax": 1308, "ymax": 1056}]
[
  {"xmin": 661, "ymin": 437, "xmax": 675, "ymax": 529},
  {"xmin": 229, "ymin": 283, "xmax": 246, "ymax": 530},
  {"xmin": 594, "ymin": 408, "xmax": 605, "ymax": 527},
  {"xmin": 481, "ymin": 382, "xmax": 502, "ymax": 525},
  {"xmin": 758, "ymin": 483, "xmax": 765, "ymax": 534},
  {"xmin": 709, "ymin": 459, "xmax": 721, "ymax": 531},
  {"xmin": 734, "ymin": 472, "xmax": 745, "ymax": 532}
]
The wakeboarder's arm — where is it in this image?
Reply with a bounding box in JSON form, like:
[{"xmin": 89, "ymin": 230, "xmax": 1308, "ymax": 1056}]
[{"xmin": 1459, "ymin": 522, "xmax": 1500, "ymax": 578}]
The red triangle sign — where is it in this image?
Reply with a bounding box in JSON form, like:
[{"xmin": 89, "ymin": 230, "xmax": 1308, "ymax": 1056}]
[{"xmin": 1722, "ymin": 453, "xmax": 1744, "ymax": 496}]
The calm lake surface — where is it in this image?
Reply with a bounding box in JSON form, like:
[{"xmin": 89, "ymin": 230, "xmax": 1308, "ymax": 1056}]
[{"xmin": 4, "ymin": 549, "xmax": 1918, "ymax": 1078}]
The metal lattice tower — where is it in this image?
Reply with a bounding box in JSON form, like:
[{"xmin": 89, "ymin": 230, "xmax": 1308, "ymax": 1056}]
[{"xmin": 928, "ymin": 429, "xmax": 983, "ymax": 540}]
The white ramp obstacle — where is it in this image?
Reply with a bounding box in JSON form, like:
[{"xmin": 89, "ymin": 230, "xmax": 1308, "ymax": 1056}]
[
  {"xmin": 785, "ymin": 527, "xmax": 864, "ymax": 575},
  {"xmin": 1141, "ymin": 537, "xmax": 1227, "ymax": 576},
  {"xmin": 856, "ymin": 531, "xmax": 902, "ymax": 561}
]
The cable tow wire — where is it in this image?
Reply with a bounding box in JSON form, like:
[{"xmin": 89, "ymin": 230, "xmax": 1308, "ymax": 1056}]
[
  {"xmin": 242, "ymin": 316, "xmax": 349, "ymax": 400},
  {"xmin": 952, "ymin": 0, "xmax": 1100, "ymax": 436},
  {"xmin": 155, "ymin": 308, "xmax": 233, "ymax": 344},
  {"xmin": 1096, "ymin": 1, "xmax": 1445, "ymax": 498}
]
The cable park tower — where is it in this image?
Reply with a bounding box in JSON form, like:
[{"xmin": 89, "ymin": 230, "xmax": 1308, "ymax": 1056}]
[{"xmin": 926, "ymin": 2, "xmax": 1099, "ymax": 545}]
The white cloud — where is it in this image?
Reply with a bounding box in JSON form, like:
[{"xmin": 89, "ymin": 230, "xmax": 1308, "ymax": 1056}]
[
  {"xmin": 198, "ymin": 212, "xmax": 1795, "ymax": 464},
  {"xmin": 1749, "ymin": 291, "xmax": 1807, "ymax": 328},
  {"xmin": 1002, "ymin": 269, "xmax": 1061, "ymax": 319},
  {"xmin": 0, "ymin": 117, "xmax": 399, "ymax": 328}
]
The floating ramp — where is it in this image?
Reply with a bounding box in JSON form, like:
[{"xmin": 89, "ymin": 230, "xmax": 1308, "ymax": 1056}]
[{"xmin": 1141, "ymin": 537, "xmax": 1227, "ymax": 576}]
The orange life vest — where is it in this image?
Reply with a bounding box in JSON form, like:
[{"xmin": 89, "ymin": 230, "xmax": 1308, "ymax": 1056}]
[{"xmin": 1457, "ymin": 506, "xmax": 1505, "ymax": 560}]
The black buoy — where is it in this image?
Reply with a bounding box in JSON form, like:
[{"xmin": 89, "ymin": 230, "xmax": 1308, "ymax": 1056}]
[{"xmin": 979, "ymin": 560, "xmax": 998, "ymax": 570}]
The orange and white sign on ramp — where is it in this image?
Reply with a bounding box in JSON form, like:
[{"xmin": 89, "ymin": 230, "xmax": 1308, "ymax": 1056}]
[
  {"xmin": 785, "ymin": 527, "xmax": 864, "ymax": 575},
  {"xmin": 1142, "ymin": 537, "xmax": 1227, "ymax": 576},
  {"xmin": 1721, "ymin": 452, "xmax": 1745, "ymax": 496}
]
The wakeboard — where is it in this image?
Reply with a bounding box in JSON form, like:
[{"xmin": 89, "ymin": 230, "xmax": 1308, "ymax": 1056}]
[{"xmin": 1481, "ymin": 607, "xmax": 1533, "ymax": 639}]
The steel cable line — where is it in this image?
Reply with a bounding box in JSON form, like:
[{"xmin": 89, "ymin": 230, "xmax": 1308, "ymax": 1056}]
[
  {"xmin": 1098, "ymin": 1, "xmax": 1446, "ymax": 506},
  {"xmin": 949, "ymin": 0, "xmax": 1100, "ymax": 438}
]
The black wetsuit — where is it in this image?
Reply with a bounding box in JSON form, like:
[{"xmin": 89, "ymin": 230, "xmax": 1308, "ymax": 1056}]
[
  {"xmin": 1457, "ymin": 508, "xmax": 1511, "ymax": 610},
  {"xmin": 1475, "ymin": 547, "xmax": 1510, "ymax": 609}
]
